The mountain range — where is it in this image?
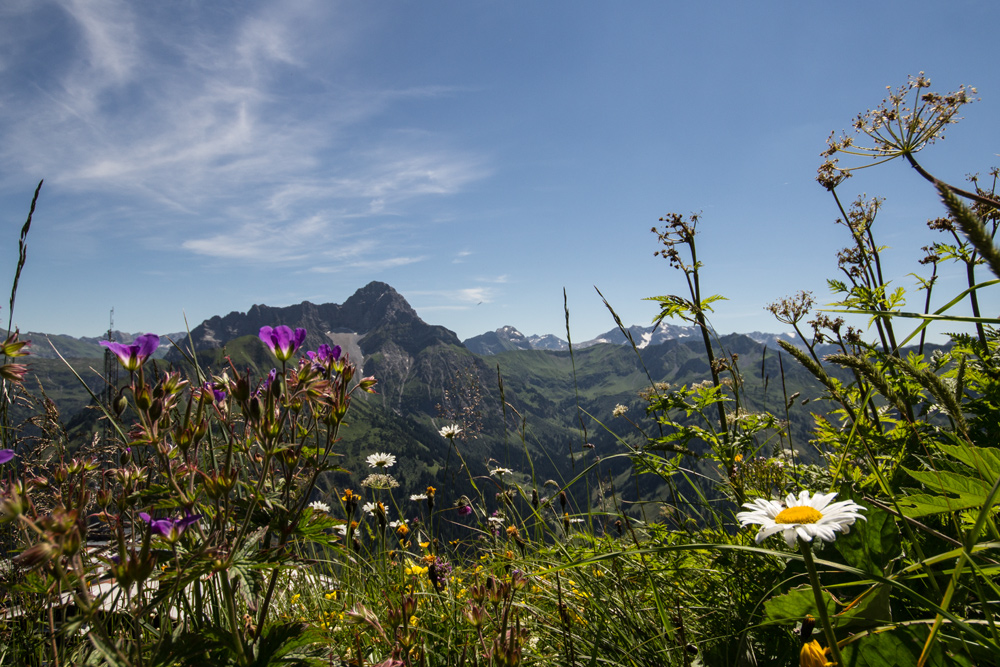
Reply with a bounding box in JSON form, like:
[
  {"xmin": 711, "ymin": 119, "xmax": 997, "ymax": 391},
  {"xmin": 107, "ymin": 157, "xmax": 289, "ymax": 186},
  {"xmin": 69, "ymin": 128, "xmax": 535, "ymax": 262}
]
[
  {"xmin": 10, "ymin": 281, "xmax": 839, "ymax": 527},
  {"xmin": 461, "ymin": 323, "xmax": 801, "ymax": 355},
  {"xmin": 14, "ymin": 281, "xmax": 802, "ymax": 361}
]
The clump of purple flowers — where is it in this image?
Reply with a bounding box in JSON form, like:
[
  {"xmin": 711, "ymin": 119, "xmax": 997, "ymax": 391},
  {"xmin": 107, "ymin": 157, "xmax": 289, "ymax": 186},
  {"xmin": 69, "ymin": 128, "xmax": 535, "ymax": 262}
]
[
  {"xmin": 306, "ymin": 343, "xmax": 341, "ymax": 372},
  {"xmin": 100, "ymin": 334, "xmax": 160, "ymax": 371},
  {"xmin": 428, "ymin": 556, "xmax": 452, "ymax": 592}
]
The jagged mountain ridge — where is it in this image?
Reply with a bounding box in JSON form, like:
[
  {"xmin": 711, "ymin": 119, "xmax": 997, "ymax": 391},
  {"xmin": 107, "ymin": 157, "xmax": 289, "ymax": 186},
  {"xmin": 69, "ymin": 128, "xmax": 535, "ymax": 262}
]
[
  {"xmin": 462, "ymin": 324, "xmax": 801, "ymax": 356},
  {"xmin": 164, "ymin": 281, "xmax": 468, "ymax": 415},
  {"xmin": 166, "ymin": 281, "xmax": 460, "ymax": 362}
]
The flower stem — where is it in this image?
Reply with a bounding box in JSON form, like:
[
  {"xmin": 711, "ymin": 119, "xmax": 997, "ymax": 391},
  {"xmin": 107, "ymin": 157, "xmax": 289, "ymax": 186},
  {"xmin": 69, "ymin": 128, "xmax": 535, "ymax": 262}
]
[{"xmin": 799, "ymin": 538, "xmax": 845, "ymax": 666}]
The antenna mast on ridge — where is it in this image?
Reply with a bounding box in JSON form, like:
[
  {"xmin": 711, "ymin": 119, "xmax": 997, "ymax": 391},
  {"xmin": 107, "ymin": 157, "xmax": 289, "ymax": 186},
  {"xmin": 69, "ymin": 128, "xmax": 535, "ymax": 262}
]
[{"xmin": 102, "ymin": 308, "xmax": 118, "ymax": 446}]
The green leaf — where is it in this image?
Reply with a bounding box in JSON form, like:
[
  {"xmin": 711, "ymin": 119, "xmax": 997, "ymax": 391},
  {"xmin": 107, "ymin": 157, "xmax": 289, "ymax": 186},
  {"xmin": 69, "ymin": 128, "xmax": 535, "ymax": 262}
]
[
  {"xmin": 250, "ymin": 622, "xmax": 320, "ymax": 667},
  {"xmin": 897, "ymin": 440, "xmax": 1000, "ymax": 517},
  {"xmin": 834, "ymin": 584, "xmax": 893, "ymax": 629},
  {"xmin": 834, "ymin": 492, "xmax": 902, "ymax": 575},
  {"xmin": 840, "ymin": 625, "xmax": 972, "ymax": 667},
  {"xmin": 938, "ymin": 443, "xmax": 1000, "ymax": 480},
  {"xmin": 763, "ymin": 585, "xmax": 836, "ymax": 625},
  {"xmin": 898, "ymin": 470, "xmax": 995, "ymax": 517}
]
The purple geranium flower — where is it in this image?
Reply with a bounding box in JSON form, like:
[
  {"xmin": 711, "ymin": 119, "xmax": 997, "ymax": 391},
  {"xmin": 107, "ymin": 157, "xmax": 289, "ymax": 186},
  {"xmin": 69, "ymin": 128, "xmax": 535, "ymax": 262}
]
[
  {"xmin": 259, "ymin": 326, "xmax": 307, "ymax": 362},
  {"xmin": 100, "ymin": 334, "xmax": 159, "ymax": 371},
  {"xmin": 202, "ymin": 382, "xmax": 226, "ymax": 404},
  {"xmin": 138, "ymin": 511, "xmax": 201, "ymax": 542},
  {"xmin": 306, "ymin": 344, "xmax": 342, "ymax": 372},
  {"xmin": 0, "ymin": 449, "xmax": 14, "ymax": 465}
]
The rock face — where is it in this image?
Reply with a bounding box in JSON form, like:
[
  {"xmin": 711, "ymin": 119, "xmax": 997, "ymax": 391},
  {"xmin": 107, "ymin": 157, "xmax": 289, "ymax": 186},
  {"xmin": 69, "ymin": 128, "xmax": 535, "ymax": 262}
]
[
  {"xmin": 168, "ymin": 281, "xmax": 461, "ymax": 364},
  {"xmin": 462, "ymin": 326, "xmax": 534, "ymax": 355},
  {"xmin": 170, "ymin": 282, "xmax": 460, "ymax": 355},
  {"xmin": 166, "ymin": 282, "xmax": 468, "ymax": 415}
]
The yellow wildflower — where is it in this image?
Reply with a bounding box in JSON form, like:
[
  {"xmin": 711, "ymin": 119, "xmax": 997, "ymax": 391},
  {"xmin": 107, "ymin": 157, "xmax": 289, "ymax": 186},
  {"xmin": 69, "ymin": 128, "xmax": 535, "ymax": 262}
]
[{"xmin": 800, "ymin": 640, "xmax": 832, "ymax": 667}]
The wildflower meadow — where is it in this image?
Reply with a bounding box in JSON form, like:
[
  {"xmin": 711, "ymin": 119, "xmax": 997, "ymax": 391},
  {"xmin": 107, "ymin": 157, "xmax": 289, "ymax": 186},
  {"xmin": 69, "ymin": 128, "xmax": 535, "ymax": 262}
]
[{"xmin": 0, "ymin": 75, "xmax": 998, "ymax": 666}]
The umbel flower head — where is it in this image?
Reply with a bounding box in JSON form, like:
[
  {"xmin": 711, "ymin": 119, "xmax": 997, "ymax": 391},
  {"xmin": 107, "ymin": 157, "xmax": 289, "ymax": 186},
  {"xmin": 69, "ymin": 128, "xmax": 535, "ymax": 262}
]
[
  {"xmin": 259, "ymin": 325, "xmax": 306, "ymax": 362},
  {"xmin": 737, "ymin": 490, "xmax": 865, "ymax": 548},
  {"xmin": 101, "ymin": 334, "xmax": 159, "ymax": 371}
]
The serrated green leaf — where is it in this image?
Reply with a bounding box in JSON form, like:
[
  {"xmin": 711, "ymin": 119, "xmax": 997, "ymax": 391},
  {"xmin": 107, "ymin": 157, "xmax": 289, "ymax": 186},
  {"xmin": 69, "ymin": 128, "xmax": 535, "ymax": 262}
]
[
  {"xmin": 938, "ymin": 443, "xmax": 1000, "ymax": 481},
  {"xmin": 898, "ymin": 469, "xmax": 996, "ymax": 517}
]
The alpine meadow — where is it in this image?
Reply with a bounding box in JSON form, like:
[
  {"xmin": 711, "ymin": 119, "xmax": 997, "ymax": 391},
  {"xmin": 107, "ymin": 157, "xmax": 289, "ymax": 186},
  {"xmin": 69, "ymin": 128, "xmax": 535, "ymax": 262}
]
[{"xmin": 1, "ymin": 71, "xmax": 1000, "ymax": 667}]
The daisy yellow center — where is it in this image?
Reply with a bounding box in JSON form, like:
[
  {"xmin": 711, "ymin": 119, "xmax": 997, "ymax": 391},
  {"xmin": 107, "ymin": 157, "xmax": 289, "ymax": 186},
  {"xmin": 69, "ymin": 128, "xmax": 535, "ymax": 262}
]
[{"xmin": 774, "ymin": 506, "xmax": 823, "ymax": 524}]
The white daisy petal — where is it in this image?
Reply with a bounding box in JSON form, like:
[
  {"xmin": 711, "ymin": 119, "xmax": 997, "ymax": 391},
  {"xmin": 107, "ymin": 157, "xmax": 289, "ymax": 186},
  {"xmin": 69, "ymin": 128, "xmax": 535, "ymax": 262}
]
[{"xmin": 365, "ymin": 452, "xmax": 396, "ymax": 469}]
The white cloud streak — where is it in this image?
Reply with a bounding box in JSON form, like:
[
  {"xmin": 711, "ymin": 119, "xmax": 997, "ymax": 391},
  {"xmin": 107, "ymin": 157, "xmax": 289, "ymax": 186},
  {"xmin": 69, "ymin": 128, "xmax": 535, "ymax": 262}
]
[
  {"xmin": 0, "ymin": 1, "xmax": 488, "ymax": 266},
  {"xmin": 410, "ymin": 287, "xmax": 496, "ymax": 310}
]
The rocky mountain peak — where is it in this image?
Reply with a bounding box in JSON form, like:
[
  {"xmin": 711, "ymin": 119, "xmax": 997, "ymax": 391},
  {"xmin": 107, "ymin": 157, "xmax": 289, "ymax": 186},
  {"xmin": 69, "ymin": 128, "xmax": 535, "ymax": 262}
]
[{"xmin": 167, "ymin": 281, "xmax": 459, "ymax": 362}]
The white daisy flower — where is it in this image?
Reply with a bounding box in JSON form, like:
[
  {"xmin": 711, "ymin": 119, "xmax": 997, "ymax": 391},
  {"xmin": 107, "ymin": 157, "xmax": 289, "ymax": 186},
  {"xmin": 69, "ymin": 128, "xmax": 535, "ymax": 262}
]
[
  {"xmin": 487, "ymin": 516, "xmax": 505, "ymax": 525},
  {"xmin": 439, "ymin": 424, "xmax": 462, "ymax": 439},
  {"xmin": 308, "ymin": 501, "xmax": 330, "ymax": 514},
  {"xmin": 332, "ymin": 524, "xmax": 348, "ymax": 536},
  {"xmin": 489, "ymin": 467, "xmax": 514, "ymax": 477},
  {"xmin": 361, "ymin": 502, "xmax": 389, "ymax": 520},
  {"xmin": 365, "ymin": 452, "xmax": 396, "ymax": 469},
  {"xmin": 736, "ymin": 490, "xmax": 865, "ymax": 548},
  {"xmin": 410, "ymin": 493, "xmax": 428, "ymax": 502}
]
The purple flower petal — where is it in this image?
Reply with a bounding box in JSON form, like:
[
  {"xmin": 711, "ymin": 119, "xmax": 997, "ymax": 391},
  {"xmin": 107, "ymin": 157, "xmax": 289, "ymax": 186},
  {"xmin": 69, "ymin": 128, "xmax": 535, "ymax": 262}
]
[
  {"xmin": 100, "ymin": 334, "xmax": 159, "ymax": 371},
  {"xmin": 259, "ymin": 326, "xmax": 277, "ymax": 350},
  {"xmin": 150, "ymin": 519, "xmax": 175, "ymax": 538},
  {"xmin": 259, "ymin": 325, "xmax": 307, "ymax": 361},
  {"xmin": 135, "ymin": 333, "xmax": 160, "ymax": 359},
  {"xmin": 177, "ymin": 513, "xmax": 201, "ymax": 532},
  {"xmin": 0, "ymin": 449, "xmax": 14, "ymax": 464}
]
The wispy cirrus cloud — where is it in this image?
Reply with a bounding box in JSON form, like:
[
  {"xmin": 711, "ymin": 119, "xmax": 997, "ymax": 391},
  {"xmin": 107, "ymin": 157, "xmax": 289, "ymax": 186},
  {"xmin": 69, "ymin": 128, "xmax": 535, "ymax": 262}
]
[
  {"xmin": 411, "ymin": 286, "xmax": 497, "ymax": 312},
  {"xmin": 0, "ymin": 0, "xmax": 489, "ymax": 268}
]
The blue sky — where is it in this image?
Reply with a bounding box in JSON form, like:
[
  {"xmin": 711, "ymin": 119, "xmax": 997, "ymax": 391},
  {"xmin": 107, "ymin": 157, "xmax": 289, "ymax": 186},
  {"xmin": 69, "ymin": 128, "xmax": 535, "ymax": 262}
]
[{"xmin": 0, "ymin": 1, "xmax": 997, "ymax": 345}]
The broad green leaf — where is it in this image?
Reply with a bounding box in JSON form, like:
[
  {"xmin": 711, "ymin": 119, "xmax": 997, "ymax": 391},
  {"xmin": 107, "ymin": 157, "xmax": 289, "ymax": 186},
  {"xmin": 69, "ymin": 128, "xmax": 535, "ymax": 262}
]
[
  {"xmin": 897, "ymin": 492, "xmax": 990, "ymax": 518},
  {"xmin": 834, "ymin": 490, "xmax": 902, "ymax": 575},
  {"xmin": 834, "ymin": 584, "xmax": 892, "ymax": 629},
  {"xmin": 938, "ymin": 443, "xmax": 1000, "ymax": 481},
  {"xmin": 839, "ymin": 625, "xmax": 974, "ymax": 667},
  {"xmin": 763, "ymin": 585, "xmax": 835, "ymax": 625},
  {"xmin": 898, "ymin": 469, "xmax": 996, "ymax": 517}
]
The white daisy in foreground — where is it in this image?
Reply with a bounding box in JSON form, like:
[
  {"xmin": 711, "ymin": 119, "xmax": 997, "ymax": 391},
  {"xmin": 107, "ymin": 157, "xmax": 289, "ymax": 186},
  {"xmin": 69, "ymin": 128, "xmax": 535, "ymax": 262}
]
[
  {"xmin": 365, "ymin": 452, "xmax": 396, "ymax": 469},
  {"xmin": 410, "ymin": 493, "xmax": 428, "ymax": 502},
  {"xmin": 439, "ymin": 424, "xmax": 462, "ymax": 439},
  {"xmin": 489, "ymin": 467, "xmax": 514, "ymax": 477},
  {"xmin": 736, "ymin": 490, "xmax": 865, "ymax": 548},
  {"xmin": 308, "ymin": 501, "xmax": 330, "ymax": 514}
]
